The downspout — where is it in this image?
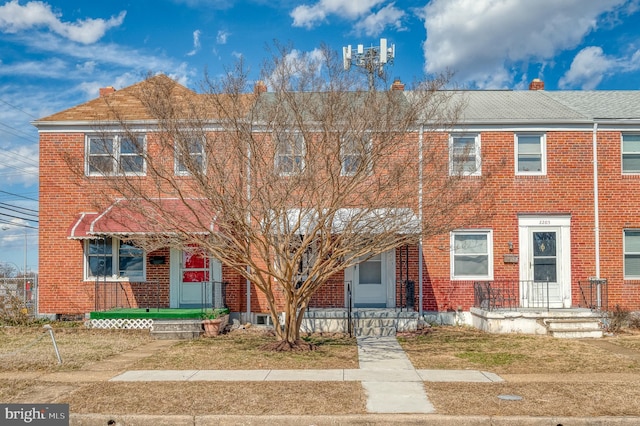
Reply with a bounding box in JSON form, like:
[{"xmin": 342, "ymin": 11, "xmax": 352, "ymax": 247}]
[
  {"xmin": 418, "ymin": 124, "xmax": 424, "ymax": 317},
  {"xmin": 246, "ymin": 127, "xmax": 252, "ymax": 322},
  {"xmin": 592, "ymin": 122, "xmax": 601, "ymax": 306}
]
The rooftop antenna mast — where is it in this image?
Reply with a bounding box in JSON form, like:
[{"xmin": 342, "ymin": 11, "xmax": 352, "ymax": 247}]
[{"xmin": 343, "ymin": 38, "xmax": 395, "ymax": 91}]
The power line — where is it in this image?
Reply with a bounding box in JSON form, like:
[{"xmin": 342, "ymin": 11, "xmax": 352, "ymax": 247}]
[
  {"xmin": 0, "ymin": 218, "xmax": 38, "ymax": 230},
  {"xmin": 0, "ymin": 202, "xmax": 38, "ymax": 214},
  {"xmin": 0, "ymin": 212, "xmax": 39, "ymax": 224},
  {"xmin": 0, "ymin": 190, "xmax": 39, "ymax": 202},
  {"xmin": 0, "ymin": 97, "xmax": 38, "ymax": 119}
]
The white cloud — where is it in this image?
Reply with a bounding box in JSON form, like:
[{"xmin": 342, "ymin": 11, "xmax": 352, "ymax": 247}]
[
  {"xmin": 421, "ymin": 0, "xmax": 628, "ymax": 88},
  {"xmin": 0, "ymin": 0, "xmax": 126, "ymax": 44},
  {"xmin": 291, "ymin": 0, "xmax": 385, "ymax": 28},
  {"xmin": 216, "ymin": 29, "xmax": 230, "ymax": 44},
  {"xmin": 559, "ymin": 47, "xmax": 614, "ymax": 89},
  {"xmin": 559, "ymin": 45, "xmax": 640, "ymax": 89},
  {"xmin": 187, "ymin": 29, "xmax": 201, "ymax": 56},
  {"xmin": 266, "ymin": 48, "xmax": 325, "ymax": 90},
  {"xmin": 354, "ymin": 3, "xmax": 405, "ymax": 36}
]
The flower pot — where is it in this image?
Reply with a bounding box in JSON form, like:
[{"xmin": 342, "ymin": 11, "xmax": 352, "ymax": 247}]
[{"xmin": 202, "ymin": 318, "xmax": 223, "ymax": 337}]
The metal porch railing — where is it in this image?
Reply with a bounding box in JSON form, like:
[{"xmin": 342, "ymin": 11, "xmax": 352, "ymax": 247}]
[
  {"xmin": 578, "ymin": 278, "xmax": 608, "ymax": 312},
  {"xmin": 473, "ymin": 280, "xmax": 552, "ymax": 311}
]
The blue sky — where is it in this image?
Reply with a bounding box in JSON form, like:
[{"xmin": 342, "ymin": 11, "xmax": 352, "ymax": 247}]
[{"xmin": 1, "ymin": 0, "xmax": 640, "ymax": 272}]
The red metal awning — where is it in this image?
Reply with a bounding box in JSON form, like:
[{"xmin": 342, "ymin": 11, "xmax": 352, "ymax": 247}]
[{"xmin": 67, "ymin": 198, "xmax": 215, "ymax": 239}]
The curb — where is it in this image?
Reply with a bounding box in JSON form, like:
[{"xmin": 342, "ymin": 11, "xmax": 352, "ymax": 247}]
[{"xmin": 71, "ymin": 413, "xmax": 640, "ymax": 425}]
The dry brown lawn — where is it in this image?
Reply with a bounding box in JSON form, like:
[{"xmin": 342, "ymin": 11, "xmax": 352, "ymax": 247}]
[{"xmin": 3, "ymin": 323, "xmax": 640, "ymax": 417}]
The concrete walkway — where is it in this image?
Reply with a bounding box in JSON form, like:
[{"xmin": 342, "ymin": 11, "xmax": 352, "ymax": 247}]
[{"xmin": 111, "ymin": 336, "xmax": 503, "ymax": 414}]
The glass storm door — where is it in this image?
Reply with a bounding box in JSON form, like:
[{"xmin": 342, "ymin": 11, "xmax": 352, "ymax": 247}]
[
  {"xmin": 179, "ymin": 250, "xmax": 212, "ymax": 308},
  {"xmin": 529, "ymin": 230, "xmax": 563, "ymax": 308}
]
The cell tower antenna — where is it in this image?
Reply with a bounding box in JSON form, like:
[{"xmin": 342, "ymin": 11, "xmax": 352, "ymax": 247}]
[{"xmin": 342, "ymin": 38, "xmax": 395, "ymax": 91}]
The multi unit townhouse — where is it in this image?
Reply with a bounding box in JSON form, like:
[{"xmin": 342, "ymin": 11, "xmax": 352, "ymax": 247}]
[{"xmin": 33, "ymin": 75, "xmax": 640, "ymax": 335}]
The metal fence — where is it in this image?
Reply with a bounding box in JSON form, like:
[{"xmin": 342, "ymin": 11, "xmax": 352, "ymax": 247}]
[
  {"xmin": 474, "ymin": 280, "xmax": 551, "ymax": 311},
  {"xmin": 0, "ymin": 277, "xmax": 37, "ymax": 316},
  {"xmin": 94, "ymin": 280, "xmax": 228, "ymax": 311},
  {"xmin": 578, "ymin": 278, "xmax": 608, "ymax": 311}
]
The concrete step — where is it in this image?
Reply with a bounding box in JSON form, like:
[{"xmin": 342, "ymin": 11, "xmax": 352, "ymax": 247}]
[
  {"xmin": 354, "ymin": 326, "xmax": 396, "ymax": 337},
  {"xmin": 151, "ymin": 320, "xmax": 203, "ymax": 339},
  {"xmin": 549, "ymin": 328, "xmax": 603, "ymax": 339},
  {"xmin": 544, "ymin": 318, "xmax": 603, "ymax": 339}
]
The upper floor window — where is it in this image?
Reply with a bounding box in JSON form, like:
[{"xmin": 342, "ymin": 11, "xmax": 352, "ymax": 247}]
[
  {"xmin": 341, "ymin": 132, "xmax": 372, "ymax": 176},
  {"xmin": 451, "ymin": 230, "xmax": 493, "ymax": 280},
  {"xmin": 624, "ymin": 230, "xmax": 640, "ymax": 279},
  {"xmin": 275, "ymin": 132, "xmax": 305, "ymax": 175},
  {"xmin": 515, "ymin": 133, "xmax": 546, "ymax": 175},
  {"xmin": 175, "ymin": 137, "xmax": 206, "ymax": 175},
  {"xmin": 87, "ymin": 135, "xmax": 145, "ymax": 176},
  {"xmin": 450, "ymin": 134, "xmax": 481, "ymax": 176},
  {"xmin": 85, "ymin": 237, "xmax": 145, "ymax": 281},
  {"xmin": 622, "ymin": 134, "xmax": 640, "ymax": 174}
]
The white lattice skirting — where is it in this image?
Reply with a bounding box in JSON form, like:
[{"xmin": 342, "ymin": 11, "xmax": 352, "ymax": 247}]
[{"xmin": 86, "ymin": 318, "xmax": 154, "ymax": 330}]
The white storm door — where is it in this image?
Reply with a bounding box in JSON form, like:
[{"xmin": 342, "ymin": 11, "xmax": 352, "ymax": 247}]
[
  {"xmin": 352, "ymin": 250, "xmax": 395, "ymax": 308},
  {"xmin": 518, "ymin": 216, "xmax": 571, "ymax": 309}
]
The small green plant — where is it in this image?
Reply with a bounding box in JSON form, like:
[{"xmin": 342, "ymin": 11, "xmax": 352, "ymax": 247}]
[{"xmin": 199, "ymin": 308, "xmax": 230, "ymax": 320}]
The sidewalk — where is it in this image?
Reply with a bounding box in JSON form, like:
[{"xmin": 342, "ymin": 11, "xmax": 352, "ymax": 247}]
[{"xmin": 110, "ymin": 336, "xmax": 503, "ymax": 414}]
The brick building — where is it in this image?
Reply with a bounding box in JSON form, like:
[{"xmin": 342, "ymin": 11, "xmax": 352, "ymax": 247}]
[{"xmin": 33, "ymin": 76, "xmax": 640, "ymax": 329}]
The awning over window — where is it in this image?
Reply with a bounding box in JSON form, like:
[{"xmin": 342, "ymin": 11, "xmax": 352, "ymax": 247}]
[
  {"xmin": 67, "ymin": 198, "xmax": 215, "ymax": 239},
  {"xmin": 267, "ymin": 208, "xmax": 421, "ymax": 235}
]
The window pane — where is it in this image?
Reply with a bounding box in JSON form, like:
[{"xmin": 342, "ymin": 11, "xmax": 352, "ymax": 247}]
[
  {"xmin": 120, "ymin": 155, "xmax": 144, "ymax": 173},
  {"xmin": 518, "ymin": 136, "xmax": 542, "ymax": 154},
  {"xmin": 625, "ymin": 254, "xmax": 640, "ymax": 277},
  {"xmin": 88, "ymin": 156, "xmax": 115, "ymax": 174},
  {"xmin": 623, "ymin": 154, "xmax": 640, "ymax": 172},
  {"xmin": 120, "ymin": 137, "xmax": 143, "ymax": 154},
  {"xmin": 342, "ymin": 155, "xmax": 361, "ymax": 175},
  {"xmin": 88, "ymin": 238, "xmax": 113, "ymax": 255},
  {"xmin": 533, "ymin": 232, "xmax": 556, "ymax": 256},
  {"xmin": 89, "ymin": 257, "xmax": 112, "ymax": 276},
  {"xmin": 454, "ymin": 255, "xmax": 488, "ymax": 276},
  {"xmin": 623, "ymin": 135, "xmax": 640, "ymax": 153},
  {"xmin": 518, "ymin": 156, "xmax": 542, "ymax": 172},
  {"xmin": 625, "ymin": 231, "xmax": 640, "ymax": 252},
  {"xmin": 182, "ymin": 270, "xmax": 209, "ymax": 282},
  {"xmin": 534, "ymin": 258, "xmax": 557, "ymax": 281},
  {"xmin": 183, "ymin": 252, "xmax": 208, "ymax": 269},
  {"xmin": 89, "ymin": 138, "xmax": 113, "ymax": 155},
  {"xmin": 119, "ymin": 256, "xmax": 144, "ymax": 277},
  {"xmin": 454, "ymin": 234, "xmax": 487, "ymax": 254}
]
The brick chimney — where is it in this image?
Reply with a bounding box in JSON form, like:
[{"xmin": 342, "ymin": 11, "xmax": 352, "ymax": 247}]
[
  {"xmin": 529, "ymin": 78, "xmax": 544, "ymax": 91},
  {"xmin": 99, "ymin": 86, "xmax": 116, "ymax": 97},
  {"xmin": 391, "ymin": 78, "xmax": 405, "ymax": 91},
  {"xmin": 254, "ymin": 80, "xmax": 267, "ymax": 94}
]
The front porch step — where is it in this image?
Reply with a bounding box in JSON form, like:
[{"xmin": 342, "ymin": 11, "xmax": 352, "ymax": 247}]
[
  {"xmin": 151, "ymin": 320, "xmax": 203, "ymax": 340},
  {"xmin": 354, "ymin": 326, "xmax": 396, "ymax": 337},
  {"xmin": 543, "ymin": 318, "xmax": 603, "ymax": 339}
]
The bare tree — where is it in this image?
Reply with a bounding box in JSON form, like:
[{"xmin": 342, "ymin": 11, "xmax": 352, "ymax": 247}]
[{"xmin": 70, "ymin": 44, "xmax": 488, "ymax": 350}]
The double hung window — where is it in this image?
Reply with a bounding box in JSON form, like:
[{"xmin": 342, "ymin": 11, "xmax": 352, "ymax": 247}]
[
  {"xmin": 275, "ymin": 132, "xmax": 305, "ymax": 175},
  {"xmin": 624, "ymin": 230, "xmax": 640, "ymax": 279},
  {"xmin": 622, "ymin": 134, "xmax": 640, "ymax": 174},
  {"xmin": 175, "ymin": 137, "xmax": 206, "ymax": 175},
  {"xmin": 86, "ymin": 237, "xmax": 145, "ymax": 281},
  {"xmin": 451, "ymin": 230, "xmax": 493, "ymax": 280},
  {"xmin": 450, "ymin": 134, "xmax": 481, "ymax": 176},
  {"xmin": 515, "ymin": 133, "xmax": 546, "ymax": 175},
  {"xmin": 87, "ymin": 135, "xmax": 145, "ymax": 176},
  {"xmin": 341, "ymin": 132, "xmax": 372, "ymax": 176}
]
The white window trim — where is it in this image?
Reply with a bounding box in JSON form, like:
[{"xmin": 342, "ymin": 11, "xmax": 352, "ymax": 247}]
[
  {"xmin": 515, "ymin": 133, "xmax": 546, "ymax": 176},
  {"xmin": 175, "ymin": 137, "xmax": 207, "ymax": 176},
  {"xmin": 450, "ymin": 229, "xmax": 494, "ymax": 281},
  {"xmin": 275, "ymin": 131, "xmax": 305, "ymax": 176},
  {"xmin": 624, "ymin": 229, "xmax": 640, "ymax": 279},
  {"xmin": 621, "ymin": 133, "xmax": 640, "ymax": 175},
  {"xmin": 84, "ymin": 238, "xmax": 146, "ymax": 282},
  {"xmin": 449, "ymin": 133, "xmax": 481, "ymax": 176},
  {"xmin": 85, "ymin": 134, "xmax": 146, "ymax": 177}
]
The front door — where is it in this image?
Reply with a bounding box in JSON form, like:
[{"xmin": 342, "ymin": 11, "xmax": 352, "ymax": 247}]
[
  {"xmin": 350, "ymin": 250, "xmax": 395, "ymax": 308},
  {"xmin": 170, "ymin": 248, "xmax": 222, "ymax": 308},
  {"xmin": 518, "ymin": 216, "xmax": 571, "ymax": 308}
]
